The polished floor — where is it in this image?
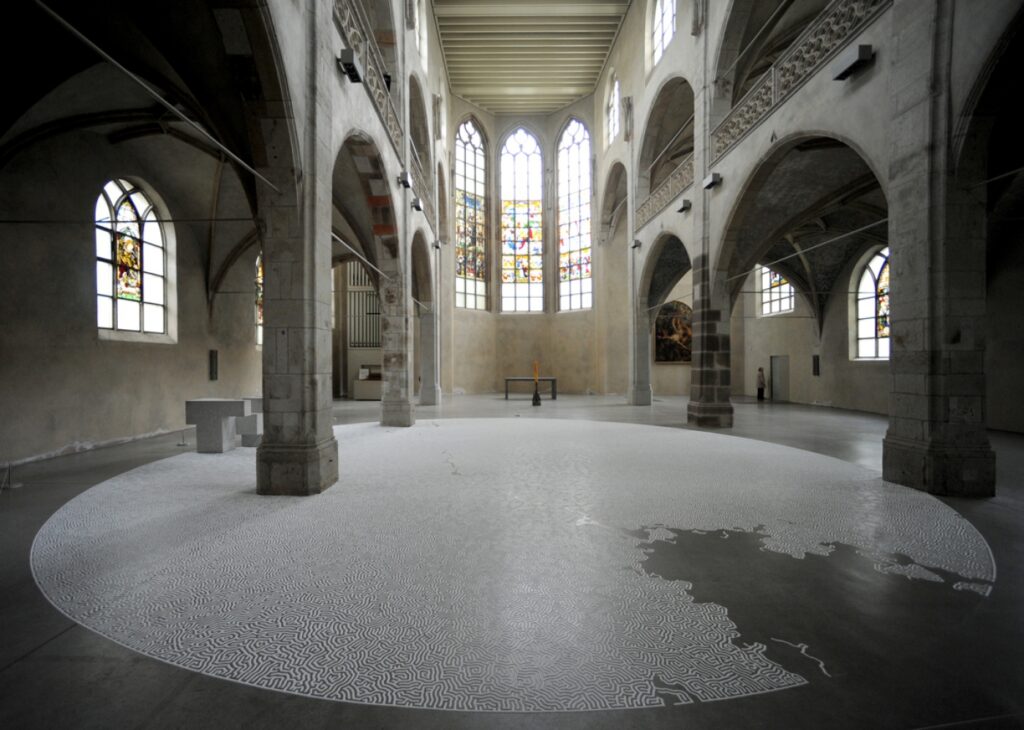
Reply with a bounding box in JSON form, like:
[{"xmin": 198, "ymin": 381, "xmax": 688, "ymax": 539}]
[{"xmin": 3, "ymin": 395, "xmax": 1024, "ymax": 729}]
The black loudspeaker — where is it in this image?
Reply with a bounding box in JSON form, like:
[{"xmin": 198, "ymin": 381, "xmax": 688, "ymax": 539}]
[
  {"xmin": 812, "ymin": 354, "xmax": 820, "ymax": 377},
  {"xmin": 209, "ymin": 350, "xmax": 219, "ymax": 381}
]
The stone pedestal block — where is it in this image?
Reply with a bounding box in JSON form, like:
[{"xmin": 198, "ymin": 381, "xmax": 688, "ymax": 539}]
[
  {"xmin": 256, "ymin": 438, "xmax": 339, "ymax": 495},
  {"xmin": 883, "ymin": 435, "xmax": 995, "ymax": 497},
  {"xmin": 185, "ymin": 398, "xmax": 251, "ymax": 453},
  {"xmin": 237, "ymin": 397, "xmax": 263, "ymax": 447}
]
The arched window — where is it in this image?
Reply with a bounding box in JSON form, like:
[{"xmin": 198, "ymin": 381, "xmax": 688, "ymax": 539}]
[
  {"xmin": 455, "ymin": 120, "xmax": 487, "ymax": 310},
  {"xmin": 255, "ymin": 253, "xmax": 264, "ymax": 346},
  {"xmin": 760, "ymin": 266, "xmax": 794, "ymax": 315},
  {"xmin": 558, "ymin": 119, "xmax": 593, "ymax": 311},
  {"xmin": 500, "ymin": 128, "xmax": 544, "ymax": 313},
  {"xmin": 856, "ymin": 247, "xmax": 890, "ymax": 359},
  {"xmin": 607, "ymin": 77, "xmax": 620, "ymax": 145},
  {"xmin": 653, "ymin": 0, "xmax": 676, "ymax": 65},
  {"xmin": 95, "ymin": 179, "xmax": 166, "ymax": 334}
]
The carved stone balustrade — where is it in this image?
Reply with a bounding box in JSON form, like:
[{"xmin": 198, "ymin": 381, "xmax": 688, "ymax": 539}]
[
  {"xmin": 711, "ymin": 0, "xmax": 890, "ymax": 162},
  {"xmin": 635, "ymin": 155, "xmax": 695, "ymax": 231},
  {"xmin": 334, "ymin": 0, "xmax": 404, "ymax": 156}
]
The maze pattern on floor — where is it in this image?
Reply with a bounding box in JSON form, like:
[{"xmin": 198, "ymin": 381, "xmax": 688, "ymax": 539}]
[{"xmin": 31, "ymin": 419, "xmax": 994, "ymax": 712}]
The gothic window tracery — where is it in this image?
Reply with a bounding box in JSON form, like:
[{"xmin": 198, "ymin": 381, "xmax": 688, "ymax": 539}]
[
  {"xmin": 500, "ymin": 128, "xmax": 544, "ymax": 313},
  {"xmin": 95, "ymin": 179, "xmax": 167, "ymax": 334}
]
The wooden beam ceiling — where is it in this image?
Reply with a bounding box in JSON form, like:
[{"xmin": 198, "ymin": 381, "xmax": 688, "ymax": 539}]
[{"xmin": 433, "ymin": 0, "xmax": 631, "ymax": 114}]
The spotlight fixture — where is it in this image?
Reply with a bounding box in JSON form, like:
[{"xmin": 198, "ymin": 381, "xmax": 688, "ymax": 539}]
[
  {"xmin": 397, "ymin": 171, "xmax": 412, "ymax": 188},
  {"xmin": 833, "ymin": 44, "xmax": 875, "ymax": 81},
  {"xmin": 677, "ymin": 199, "xmax": 692, "ymax": 213},
  {"xmin": 337, "ymin": 49, "xmax": 363, "ymax": 83},
  {"xmin": 411, "ymin": 197, "xmax": 423, "ymax": 212},
  {"xmin": 631, "ymin": 239, "xmax": 642, "ymax": 249},
  {"xmin": 702, "ymin": 173, "xmax": 722, "ymax": 190}
]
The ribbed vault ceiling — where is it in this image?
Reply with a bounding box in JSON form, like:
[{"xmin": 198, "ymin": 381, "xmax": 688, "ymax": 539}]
[{"xmin": 434, "ymin": 0, "xmax": 631, "ymax": 114}]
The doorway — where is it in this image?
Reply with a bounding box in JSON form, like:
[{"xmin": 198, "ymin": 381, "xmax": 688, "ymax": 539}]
[{"xmin": 770, "ymin": 355, "xmax": 790, "ymax": 402}]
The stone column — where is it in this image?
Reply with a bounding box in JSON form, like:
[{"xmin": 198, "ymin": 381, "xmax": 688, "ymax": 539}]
[
  {"xmin": 255, "ymin": 0, "xmax": 338, "ymax": 495},
  {"xmin": 881, "ymin": 0, "xmax": 994, "ymax": 496},
  {"xmin": 687, "ymin": 258, "xmax": 734, "ymax": 427},
  {"xmin": 380, "ymin": 246, "xmax": 415, "ymax": 426},
  {"xmin": 418, "ymin": 309, "xmax": 439, "ymax": 405},
  {"xmin": 628, "ymin": 286, "xmax": 653, "ymax": 405}
]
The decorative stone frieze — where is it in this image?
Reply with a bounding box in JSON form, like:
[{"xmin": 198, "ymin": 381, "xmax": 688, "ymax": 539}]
[
  {"xmin": 334, "ymin": 0, "xmax": 404, "ymax": 156},
  {"xmin": 635, "ymin": 155, "xmax": 694, "ymax": 231},
  {"xmin": 711, "ymin": 0, "xmax": 890, "ymax": 162}
]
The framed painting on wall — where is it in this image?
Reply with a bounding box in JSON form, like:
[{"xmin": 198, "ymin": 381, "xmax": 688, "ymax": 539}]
[{"xmin": 654, "ymin": 300, "xmax": 692, "ymax": 363}]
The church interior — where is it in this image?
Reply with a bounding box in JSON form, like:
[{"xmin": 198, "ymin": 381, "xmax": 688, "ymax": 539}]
[{"xmin": 2, "ymin": 0, "xmax": 1024, "ymax": 727}]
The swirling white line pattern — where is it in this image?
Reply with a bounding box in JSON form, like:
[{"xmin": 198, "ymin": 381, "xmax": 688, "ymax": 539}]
[{"xmin": 30, "ymin": 419, "xmax": 994, "ymax": 712}]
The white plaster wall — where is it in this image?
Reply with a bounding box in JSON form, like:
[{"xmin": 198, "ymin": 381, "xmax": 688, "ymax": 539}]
[
  {"xmin": 0, "ymin": 133, "xmax": 261, "ymax": 463},
  {"xmin": 730, "ymin": 269, "xmax": 888, "ymax": 414}
]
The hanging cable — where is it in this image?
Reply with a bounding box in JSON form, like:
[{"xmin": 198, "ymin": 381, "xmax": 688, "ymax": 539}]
[
  {"xmin": 725, "ymin": 218, "xmax": 888, "ymax": 282},
  {"xmin": 966, "ymin": 164, "xmax": 1024, "ymax": 189},
  {"xmin": 33, "ymin": 0, "xmax": 280, "ymax": 194},
  {"xmin": 715, "ymin": 1, "xmax": 792, "ymax": 83}
]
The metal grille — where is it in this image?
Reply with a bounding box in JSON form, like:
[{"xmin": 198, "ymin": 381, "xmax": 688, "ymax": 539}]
[{"xmin": 347, "ymin": 263, "xmax": 380, "ymax": 348}]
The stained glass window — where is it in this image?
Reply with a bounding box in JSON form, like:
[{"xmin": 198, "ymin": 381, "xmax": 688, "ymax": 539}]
[
  {"xmin": 653, "ymin": 0, "xmax": 676, "ymax": 64},
  {"xmin": 95, "ymin": 179, "xmax": 165, "ymax": 334},
  {"xmin": 500, "ymin": 128, "xmax": 544, "ymax": 313},
  {"xmin": 607, "ymin": 77, "xmax": 620, "ymax": 145},
  {"xmin": 558, "ymin": 119, "xmax": 593, "ymax": 311},
  {"xmin": 455, "ymin": 120, "xmax": 487, "ymax": 309},
  {"xmin": 255, "ymin": 253, "xmax": 264, "ymax": 346},
  {"xmin": 856, "ymin": 247, "xmax": 891, "ymax": 359},
  {"xmin": 760, "ymin": 266, "xmax": 794, "ymax": 315}
]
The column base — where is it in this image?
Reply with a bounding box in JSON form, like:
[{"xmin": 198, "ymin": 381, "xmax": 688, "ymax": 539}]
[
  {"xmin": 883, "ymin": 434, "xmax": 995, "ymax": 497},
  {"xmin": 382, "ymin": 400, "xmax": 415, "ymax": 427},
  {"xmin": 687, "ymin": 400, "xmax": 734, "ymax": 428},
  {"xmin": 256, "ymin": 437, "xmax": 339, "ymax": 495},
  {"xmin": 628, "ymin": 386, "xmax": 653, "ymax": 406},
  {"xmin": 419, "ymin": 384, "xmax": 439, "ymax": 406}
]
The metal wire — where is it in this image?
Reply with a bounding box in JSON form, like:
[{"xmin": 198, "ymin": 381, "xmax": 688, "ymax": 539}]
[{"xmin": 33, "ymin": 0, "xmax": 280, "ymax": 194}]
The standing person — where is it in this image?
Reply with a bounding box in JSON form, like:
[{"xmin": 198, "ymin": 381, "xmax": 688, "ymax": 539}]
[{"xmin": 757, "ymin": 367, "xmax": 766, "ymax": 402}]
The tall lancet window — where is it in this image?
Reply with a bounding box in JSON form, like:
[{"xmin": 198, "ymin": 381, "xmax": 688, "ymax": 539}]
[
  {"xmin": 856, "ymin": 247, "xmax": 891, "ymax": 359},
  {"xmin": 653, "ymin": 0, "xmax": 676, "ymax": 64},
  {"xmin": 95, "ymin": 179, "xmax": 166, "ymax": 334},
  {"xmin": 500, "ymin": 128, "xmax": 544, "ymax": 313},
  {"xmin": 557, "ymin": 119, "xmax": 593, "ymax": 311},
  {"xmin": 455, "ymin": 120, "xmax": 487, "ymax": 309}
]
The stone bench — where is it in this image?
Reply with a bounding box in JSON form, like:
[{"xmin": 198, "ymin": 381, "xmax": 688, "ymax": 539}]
[
  {"xmin": 235, "ymin": 396, "xmax": 263, "ymax": 448},
  {"xmin": 185, "ymin": 398, "xmax": 251, "ymax": 453}
]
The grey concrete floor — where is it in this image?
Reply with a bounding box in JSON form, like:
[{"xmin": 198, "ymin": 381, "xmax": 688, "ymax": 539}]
[{"xmin": 2, "ymin": 394, "xmax": 1023, "ymax": 729}]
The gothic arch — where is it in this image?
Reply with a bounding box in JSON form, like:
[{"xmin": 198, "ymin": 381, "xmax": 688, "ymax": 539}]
[{"xmin": 636, "ymin": 76, "xmax": 694, "ymax": 198}]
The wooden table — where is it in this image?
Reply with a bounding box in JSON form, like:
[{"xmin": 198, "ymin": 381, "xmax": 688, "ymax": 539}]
[{"xmin": 505, "ymin": 376, "xmax": 557, "ymax": 400}]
